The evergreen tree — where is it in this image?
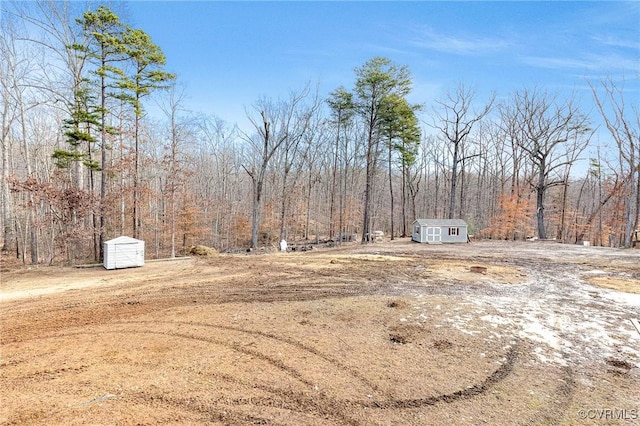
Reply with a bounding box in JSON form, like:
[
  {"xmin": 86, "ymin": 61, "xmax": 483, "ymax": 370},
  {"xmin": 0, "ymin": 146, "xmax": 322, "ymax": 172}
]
[
  {"xmin": 352, "ymin": 57, "xmax": 412, "ymax": 242},
  {"xmin": 120, "ymin": 27, "xmax": 176, "ymax": 238},
  {"xmin": 379, "ymin": 94, "xmax": 420, "ymax": 237},
  {"xmin": 74, "ymin": 5, "xmax": 127, "ymax": 260},
  {"xmin": 53, "ymin": 84, "xmax": 100, "ymax": 172}
]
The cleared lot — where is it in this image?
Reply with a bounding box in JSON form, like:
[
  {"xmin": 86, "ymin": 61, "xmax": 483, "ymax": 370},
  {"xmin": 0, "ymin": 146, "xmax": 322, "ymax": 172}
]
[{"xmin": 1, "ymin": 240, "xmax": 638, "ymax": 425}]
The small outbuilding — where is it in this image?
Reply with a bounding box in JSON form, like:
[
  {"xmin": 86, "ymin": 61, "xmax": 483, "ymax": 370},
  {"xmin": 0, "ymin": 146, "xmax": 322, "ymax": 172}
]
[
  {"xmin": 103, "ymin": 236, "xmax": 145, "ymax": 270},
  {"xmin": 412, "ymin": 219, "xmax": 469, "ymax": 244}
]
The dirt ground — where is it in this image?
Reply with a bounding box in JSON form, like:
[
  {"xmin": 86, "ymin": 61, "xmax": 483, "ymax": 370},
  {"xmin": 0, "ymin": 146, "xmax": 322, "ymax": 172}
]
[{"xmin": 1, "ymin": 239, "xmax": 639, "ymax": 425}]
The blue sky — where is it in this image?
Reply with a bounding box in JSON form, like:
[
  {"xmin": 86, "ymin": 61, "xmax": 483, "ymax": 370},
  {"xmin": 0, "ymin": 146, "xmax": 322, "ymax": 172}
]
[{"xmin": 126, "ymin": 1, "xmax": 639, "ymax": 133}]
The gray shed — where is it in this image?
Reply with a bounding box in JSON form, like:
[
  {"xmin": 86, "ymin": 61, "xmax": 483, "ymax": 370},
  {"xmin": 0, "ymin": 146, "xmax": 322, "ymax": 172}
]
[
  {"xmin": 412, "ymin": 219, "xmax": 468, "ymax": 244},
  {"xmin": 103, "ymin": 236, "xmax": 145, "ymax": 270}
]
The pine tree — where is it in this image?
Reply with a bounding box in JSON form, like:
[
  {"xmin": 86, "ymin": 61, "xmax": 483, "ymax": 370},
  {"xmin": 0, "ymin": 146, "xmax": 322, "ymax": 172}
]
[
  {"xmin": 74, "ymin": 5, "xmax": 127, "ymax": 260},
  {"xmin": 53, "ymin": 85, "xmax": 100, "ymax": 172},
  {"xmin": 352, "ymin": 57, "xmax": 412, "ymax": 242},
  {"xmin": 379, "ymin": 94, "xmax": 420, "ymax": 237},
  {"xmin": 119, "ymin": 27, "xmax": 175, "ymax": 238}
]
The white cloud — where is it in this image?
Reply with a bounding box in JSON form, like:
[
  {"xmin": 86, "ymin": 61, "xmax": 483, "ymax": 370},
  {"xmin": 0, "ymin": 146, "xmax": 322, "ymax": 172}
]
[
  {"xmin": 409, "ymin": 27, "xmax": 511, "ymax": 55},
  {"xmin": 591, "ymin": 35, "xmax": 640, "ymax": 50},
  {"xmin": 521, "ymin": 53, "xmax": 639, "ymax": 72},
  {"xmin": 360, "ymin": 43, "xmax": 414, "ymax": 57}
]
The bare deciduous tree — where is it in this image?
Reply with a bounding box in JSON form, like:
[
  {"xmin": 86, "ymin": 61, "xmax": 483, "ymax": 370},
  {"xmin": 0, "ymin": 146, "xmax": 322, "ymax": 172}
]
[
  {"xmin": 590, "ymin": 76, "xmax": 640, "ymax": 247},
  {"xmin": 430, "ymin": 83, "xmax": 493, "ymax": 219},
  {"xmin": 242, "ymin": 86, "xmax": 312, "ymax": 248},
  {"xmin": 157, "ymin": 83, "xmax": 191, "ymax": 258},
  {"xmin": 503, "ymin": 88, "xmax": 591, "ymax": 239}
]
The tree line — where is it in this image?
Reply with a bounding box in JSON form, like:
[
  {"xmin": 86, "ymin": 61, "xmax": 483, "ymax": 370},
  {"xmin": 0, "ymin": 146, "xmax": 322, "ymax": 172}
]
[{"xmin": 1, "ymin": 2, "xmax": 638, "ymax": 265}]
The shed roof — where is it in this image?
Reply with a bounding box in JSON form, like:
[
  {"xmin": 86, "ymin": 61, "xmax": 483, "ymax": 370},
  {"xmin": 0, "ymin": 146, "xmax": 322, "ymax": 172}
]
[
  {"xmin": 414, "ymin": 219, "xmax": 468, "ymax": 227},
  {"xmin": 104, "ymin": 236, "xmax": 144, "ymax": 245}
]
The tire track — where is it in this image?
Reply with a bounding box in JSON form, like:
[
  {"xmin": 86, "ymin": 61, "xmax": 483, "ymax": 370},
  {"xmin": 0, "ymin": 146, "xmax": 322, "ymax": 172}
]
[
  {"xmin": 43, "ymin": 329, "xmax": 318, "ymax": 388},
  {"xmin": 3, "ymin": 323, "xmax": 520, "ymax": 425},
  {"xmin": 361, "ymin": 343, "xmax": 518, "ymax": 409},
  {"xmin": 120, "ymin": 320, "xmax": 383, "ymax": 394}
]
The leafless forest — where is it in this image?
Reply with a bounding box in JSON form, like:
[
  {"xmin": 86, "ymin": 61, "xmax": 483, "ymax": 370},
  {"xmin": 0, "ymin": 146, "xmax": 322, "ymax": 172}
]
[{"xmin": 1, "ymin": 2, "xmax": 639, "ymax": 266}]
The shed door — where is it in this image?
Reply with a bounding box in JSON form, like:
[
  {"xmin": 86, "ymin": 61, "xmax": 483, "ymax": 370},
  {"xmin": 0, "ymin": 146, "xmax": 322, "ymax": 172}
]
[
  {"xmin": 426, "ymin": 227, "xmax": 441, "ymax": 243},
  {"xmin": 115, "ymin": 243, "xmax": 139, "ymax": 268}
]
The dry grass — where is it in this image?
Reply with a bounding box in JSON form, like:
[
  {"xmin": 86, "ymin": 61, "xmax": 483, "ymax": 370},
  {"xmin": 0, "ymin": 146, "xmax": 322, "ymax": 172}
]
[
  {"xmin": 1, "ymin": 240, "xmax": 638, "ymax": 425},
  {"xmin": 585, "ymin": 275, "xmax": 640, "ymax": 294}
]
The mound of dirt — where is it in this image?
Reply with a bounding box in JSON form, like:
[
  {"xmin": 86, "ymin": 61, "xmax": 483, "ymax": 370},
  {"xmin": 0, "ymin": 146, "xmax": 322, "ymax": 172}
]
[{"xmin": 187, "ymin": 245, "xmax": 218, "ymax": 257}]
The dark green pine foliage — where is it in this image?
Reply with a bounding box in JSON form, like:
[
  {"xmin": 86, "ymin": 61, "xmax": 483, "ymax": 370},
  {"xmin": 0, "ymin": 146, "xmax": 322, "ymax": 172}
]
[
  {"xmin": 119, "ymin": 27, "xmax": 175, "ymax": 116},
  {"xmin": 379, "ymin": 94, "xmax": 421, "ymax": 165},
  {"xmin": 53, "ymin": 85, "xmax": 101, "ymax": 171}
]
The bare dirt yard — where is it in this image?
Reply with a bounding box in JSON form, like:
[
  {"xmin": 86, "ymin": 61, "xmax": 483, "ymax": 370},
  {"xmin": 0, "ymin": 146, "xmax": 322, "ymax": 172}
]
[{"xmin": 1, "ymin": 240, "xmax": 639, "ymax": 425}]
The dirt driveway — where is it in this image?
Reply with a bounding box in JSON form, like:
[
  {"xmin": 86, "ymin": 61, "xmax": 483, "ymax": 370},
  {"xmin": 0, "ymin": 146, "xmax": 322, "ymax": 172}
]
[{"xmin": 1, "ymin": 240, "xmax": 638, "ymax": 425}]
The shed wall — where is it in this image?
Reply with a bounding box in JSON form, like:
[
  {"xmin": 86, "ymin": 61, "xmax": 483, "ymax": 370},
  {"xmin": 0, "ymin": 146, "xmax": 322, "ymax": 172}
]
[
  {"xmin": 103, "ymin": 238, "xmax": 145, "ymax": 270},
  {"xmin": 440, "ymin": 226, "xmax": 468, "ymax": 243},
  {"xmin": 412, "ymin": 220, "xmax": 468, "ymax": 244},
  {"xmin": 411, "ymin": 221, "xmax": 423, "ymax": 242}
]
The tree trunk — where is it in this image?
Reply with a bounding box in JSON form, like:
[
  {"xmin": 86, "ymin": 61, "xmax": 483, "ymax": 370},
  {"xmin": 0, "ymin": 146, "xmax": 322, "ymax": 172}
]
[
  {"xmin": 536, "ymin": 166, "xmax": 546, "ymax": 239},
  {"xmin": 388, "ymin": 140, "xmax": 395, "ymax": 240},
  {"xmin": 338, "ymin": 133, "xmax": 347, "ymax": 245},
  {"xmin": 623, "ymin": 172, "xmax": 639, "ymax": 248},
  {"xmin": 448, "ymin": 141, "xmax": 459, "ymax": 219},
  {"xmin": 458, "ymin": 156, "xmax": 465, "ymax": 218},
  {"xmin": 119, "ymin": 131, "xmax": 125, "ymax": 236},
  {"xmin": 133, "ymin": 101, "xmax": 140, "ymax": 238},
  {"xmin": 249, "ymin": 174, "xmax": 262, "ymax": 248},
  {"xmin": 557, "ymin": 182, "xmax": 568, "ymax": 241},
  {"xmin": 401, "ymin": 158, "xmax": 407, "ymax": 237},
  {"xmin": 632, "ymin": 168, "xmax": 640, "ymax": 247},
  {"xmin": 19, "ymin": 100, "xmax": 38, "ymax": 264},
  {"xmin": 169, "ymin": 107, "xmax": 178, "ymax": 257},
  {"xmin": 1, "ymin": 129, "xmax": 11, "ymax": 252},
  {"xmin": 557, "ymin": 167, "xmax": 571, "ymax": 241},
  {"xmin": 362, "ymin": 124, "xmax": 376, "ymax": 243},
  {"xmin": 279, "ymin": 165, "xmax": 289, "ymax": 242},
  {"xmin": 99, "ymin": 54, "xmax": 107, "ymax": 262},
  {"xmin": 329, "ymin": 114, "xmax": 341, "ymax": 241},
  {"xmin": 305, "ymin": 172, "xmax": 313, "ymax": 241},
  {"xmin": 170, "ymin": 186, "xmax": 175, "ymax": 258}
]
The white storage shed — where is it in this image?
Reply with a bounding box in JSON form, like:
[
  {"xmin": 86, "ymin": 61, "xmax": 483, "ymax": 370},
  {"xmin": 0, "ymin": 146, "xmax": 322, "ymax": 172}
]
[
  {"xmin": 412, "ymin": 219, "xmax": 469, "ymax": 244},
  {"xmin": 103, "ymin": 236, "xmax": 145, "ymax": 270}
]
